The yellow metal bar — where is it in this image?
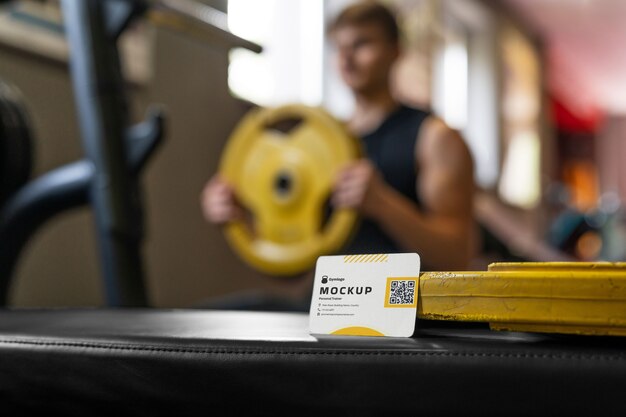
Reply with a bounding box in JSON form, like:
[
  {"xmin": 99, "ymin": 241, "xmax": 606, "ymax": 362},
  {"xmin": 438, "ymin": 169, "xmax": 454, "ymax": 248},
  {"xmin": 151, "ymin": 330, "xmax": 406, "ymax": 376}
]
[
  {"xmin": 488, "ymin": 262, "xmax": 626, "ymax": 272},
  {"xmin": 418, "ymin": 262, "xmax": 626, "ymax": 336}
]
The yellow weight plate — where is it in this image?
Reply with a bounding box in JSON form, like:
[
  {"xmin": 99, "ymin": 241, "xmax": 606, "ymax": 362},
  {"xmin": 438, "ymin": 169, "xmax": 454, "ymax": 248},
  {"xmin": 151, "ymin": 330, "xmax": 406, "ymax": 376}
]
[
  {"xmin": 219, "ymin": 104, "xmax": 362, "ymax": 276},
  {"xmin": 418, "ymin": 262, "xmax": 626, "ymax": 336}
]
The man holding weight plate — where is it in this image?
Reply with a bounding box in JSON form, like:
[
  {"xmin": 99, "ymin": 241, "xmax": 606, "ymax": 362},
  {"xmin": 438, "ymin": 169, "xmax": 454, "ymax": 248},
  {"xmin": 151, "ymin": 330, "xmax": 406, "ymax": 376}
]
[{"xmin": 202, "ymin": 2, "xmax": 475, "ymax": 272}]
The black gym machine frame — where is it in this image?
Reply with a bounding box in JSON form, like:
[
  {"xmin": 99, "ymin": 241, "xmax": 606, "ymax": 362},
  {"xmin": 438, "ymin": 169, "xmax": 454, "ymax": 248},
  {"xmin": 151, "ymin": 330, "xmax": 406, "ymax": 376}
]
[{"xmin": 0, "ymin": 0, "xmax": 163, "ymax": 307}]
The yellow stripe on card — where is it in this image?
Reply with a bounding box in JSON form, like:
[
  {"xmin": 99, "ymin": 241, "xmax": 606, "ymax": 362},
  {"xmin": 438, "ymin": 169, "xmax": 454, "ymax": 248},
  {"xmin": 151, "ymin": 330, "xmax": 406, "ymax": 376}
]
[{"xmin": 343, "ymin": 254, "xmax": 389, "ymax": 263}]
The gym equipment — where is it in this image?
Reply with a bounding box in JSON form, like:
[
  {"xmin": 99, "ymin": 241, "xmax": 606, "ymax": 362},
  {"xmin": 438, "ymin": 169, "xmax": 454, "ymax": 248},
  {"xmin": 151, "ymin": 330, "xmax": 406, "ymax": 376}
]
[
  {"xmin": 1, "ymin": 308, "xmax": 625, "ymax": 415},
  {"xmin": 0, "ymin": 0, "xmax": 259, "ymax": 306},
  {"xmin": 0, "ymin": 0, "xmax": 164, "ymax": 307},
  {"xmin": 420, "ymin": 262, "xmax": 626, "ymax": 336},
  {"xmin": 149, "ymin": 0, "xmax": 262, "ymax": 54},
  {"xmin": 219, "ymin": 105, "xmax": 362, "ymax": 276}
]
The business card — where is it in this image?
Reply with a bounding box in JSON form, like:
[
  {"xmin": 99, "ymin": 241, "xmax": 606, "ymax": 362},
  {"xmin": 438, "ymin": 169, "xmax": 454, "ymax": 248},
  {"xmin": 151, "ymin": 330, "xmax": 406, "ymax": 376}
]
[{"xmin": 309, "ymin": 253, "xmax": 420, "ymax": 337}]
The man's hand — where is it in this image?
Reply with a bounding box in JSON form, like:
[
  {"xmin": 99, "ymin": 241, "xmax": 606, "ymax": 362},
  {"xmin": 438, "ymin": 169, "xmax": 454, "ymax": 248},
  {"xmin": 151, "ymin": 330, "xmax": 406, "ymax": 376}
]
[
  {"xmin": 200, "ymin": 175, "xmax": 244, "ymax": 224},
  {"xmin": 332, "ymin": 159, "xmax": 388, "ymax": 219}
]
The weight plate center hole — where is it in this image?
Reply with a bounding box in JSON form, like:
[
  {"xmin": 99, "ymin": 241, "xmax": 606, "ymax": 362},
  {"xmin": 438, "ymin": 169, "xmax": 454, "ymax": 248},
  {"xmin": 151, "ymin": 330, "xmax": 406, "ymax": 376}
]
[{"xmin": 274, "ymin": 171, "xmax": 293, "ymax": 198}]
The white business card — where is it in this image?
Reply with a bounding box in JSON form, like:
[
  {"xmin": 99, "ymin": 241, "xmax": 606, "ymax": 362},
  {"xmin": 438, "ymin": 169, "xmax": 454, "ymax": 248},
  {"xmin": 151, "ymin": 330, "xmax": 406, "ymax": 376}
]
[{"xmin": 309, "ymin": 253, "xmax": 420, "ymax": 337}]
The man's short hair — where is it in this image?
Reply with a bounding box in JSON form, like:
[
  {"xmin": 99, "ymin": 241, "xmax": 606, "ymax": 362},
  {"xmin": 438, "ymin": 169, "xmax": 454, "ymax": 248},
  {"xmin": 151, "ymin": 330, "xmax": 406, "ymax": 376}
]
[{"xmin": 328, "ymin": 1, "xmax": 400, "ymax": 43}]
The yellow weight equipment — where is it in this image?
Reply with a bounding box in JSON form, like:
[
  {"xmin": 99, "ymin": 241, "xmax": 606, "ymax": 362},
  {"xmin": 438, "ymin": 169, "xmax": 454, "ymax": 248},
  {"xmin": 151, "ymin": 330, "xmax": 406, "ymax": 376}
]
[
  {"xmin": 419, "ymin": 262, "xmax": 626, "ymax": 336},
  {"xmin": 219, "ymin": 105, "xmax": 362, "ymax": 276}
]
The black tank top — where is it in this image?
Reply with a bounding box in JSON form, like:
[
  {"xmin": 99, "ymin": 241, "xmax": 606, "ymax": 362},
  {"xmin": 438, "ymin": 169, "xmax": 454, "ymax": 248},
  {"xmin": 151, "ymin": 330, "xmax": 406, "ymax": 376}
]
[{"xmin": 343, "ymin": 105, "xmax": 430, "ymax": 254}]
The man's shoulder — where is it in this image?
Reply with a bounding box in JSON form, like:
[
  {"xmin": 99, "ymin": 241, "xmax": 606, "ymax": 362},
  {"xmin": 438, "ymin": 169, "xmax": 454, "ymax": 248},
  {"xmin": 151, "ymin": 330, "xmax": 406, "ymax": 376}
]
[{"xmin": 417, "ymin": 115, "xmax": 472, "ymax": 168}]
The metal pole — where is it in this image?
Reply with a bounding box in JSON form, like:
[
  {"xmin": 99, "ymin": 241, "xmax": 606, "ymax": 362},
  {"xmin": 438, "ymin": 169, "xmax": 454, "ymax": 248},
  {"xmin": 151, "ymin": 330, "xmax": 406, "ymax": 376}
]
[{"xmin": 61, "ymin": 0, "xmax": 148, "ymax": 306}]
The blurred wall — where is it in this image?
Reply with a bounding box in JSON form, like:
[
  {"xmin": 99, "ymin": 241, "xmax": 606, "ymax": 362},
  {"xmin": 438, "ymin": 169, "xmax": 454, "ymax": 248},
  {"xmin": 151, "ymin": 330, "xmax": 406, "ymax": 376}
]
[{"xmin": 0, "ymin": 24, "xmax": 299, "ymax": 307}]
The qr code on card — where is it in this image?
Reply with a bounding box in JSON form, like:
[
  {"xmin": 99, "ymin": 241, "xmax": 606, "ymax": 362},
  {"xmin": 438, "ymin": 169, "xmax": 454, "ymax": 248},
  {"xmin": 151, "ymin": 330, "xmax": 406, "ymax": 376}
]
[{"xmin": 385, "ymin": 278, "xmax": 417, "ymax": 308}]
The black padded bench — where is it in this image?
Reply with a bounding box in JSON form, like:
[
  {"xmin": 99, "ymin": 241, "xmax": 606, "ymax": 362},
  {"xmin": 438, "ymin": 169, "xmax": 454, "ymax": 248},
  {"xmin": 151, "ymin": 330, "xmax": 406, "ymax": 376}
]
[{"xmin": 0, "ymin": 309, "xmax": 625, "ymax": 416}]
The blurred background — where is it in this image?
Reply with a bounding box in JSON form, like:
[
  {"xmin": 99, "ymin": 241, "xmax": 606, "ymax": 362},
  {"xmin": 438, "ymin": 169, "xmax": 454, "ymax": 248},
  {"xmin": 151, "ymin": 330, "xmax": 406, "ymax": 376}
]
[{"xmin": 1, "ymin": 0, "xmax": 625, "ymax": 307}]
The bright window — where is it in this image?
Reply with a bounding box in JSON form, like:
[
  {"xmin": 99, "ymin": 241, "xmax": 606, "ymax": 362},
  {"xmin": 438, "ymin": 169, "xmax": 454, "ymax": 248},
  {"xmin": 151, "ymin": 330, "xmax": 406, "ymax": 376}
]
[
  {"xmin": 438, "ymin": 40, "xmax": 468, "ymax": 130},
  {"xmin": 227, "ymin": 0, "xmax": 324, "ymax": 106}
]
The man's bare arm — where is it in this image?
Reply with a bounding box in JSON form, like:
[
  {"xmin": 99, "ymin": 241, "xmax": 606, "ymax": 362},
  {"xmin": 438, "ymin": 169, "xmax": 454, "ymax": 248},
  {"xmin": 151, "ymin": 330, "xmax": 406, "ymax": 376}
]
[{"xmin": 365, "ymin": 117, "xmax": 475, "ymax": 270}]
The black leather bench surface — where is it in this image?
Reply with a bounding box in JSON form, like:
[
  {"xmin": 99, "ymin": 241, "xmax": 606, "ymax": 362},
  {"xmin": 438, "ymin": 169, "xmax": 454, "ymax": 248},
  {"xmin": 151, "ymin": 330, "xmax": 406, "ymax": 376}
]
[{"xmin": 0, "ymin": 309, "xmax": 625, "ymax": 416}]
